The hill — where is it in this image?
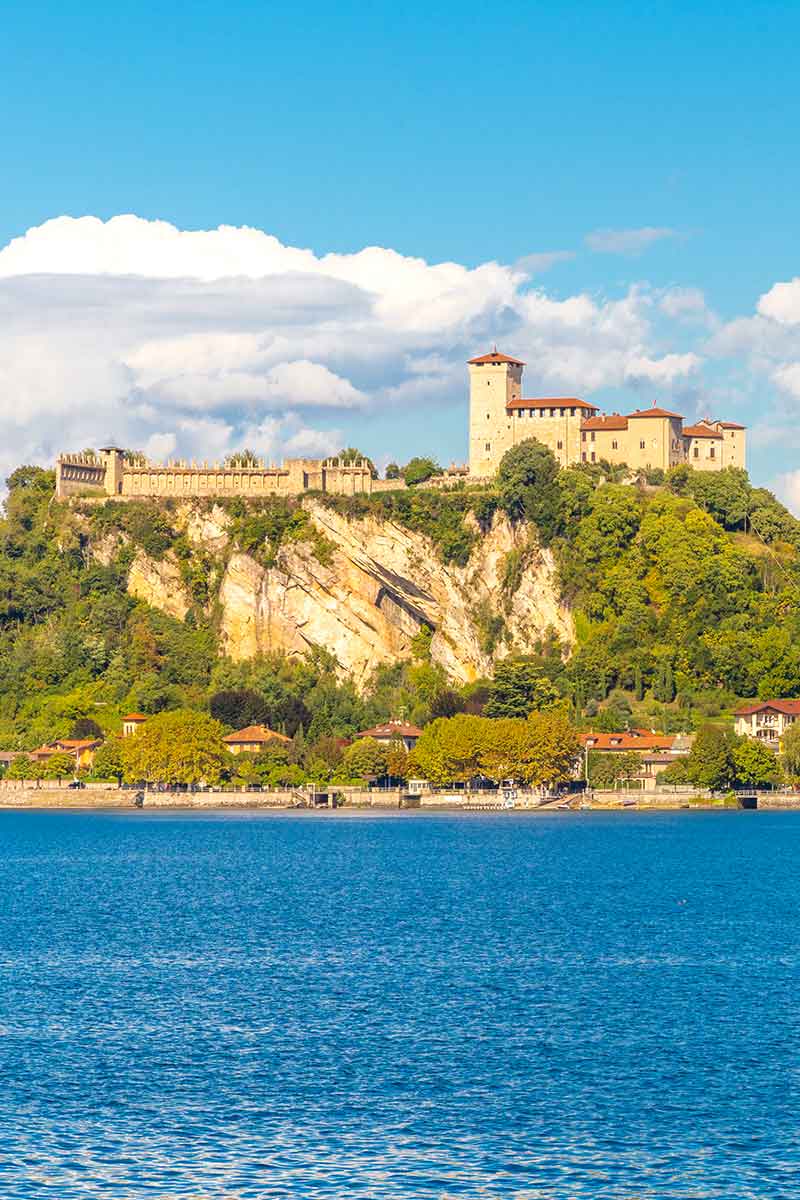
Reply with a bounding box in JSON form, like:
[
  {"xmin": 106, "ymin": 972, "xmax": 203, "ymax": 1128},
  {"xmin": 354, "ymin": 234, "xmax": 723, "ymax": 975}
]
[{"xmin": 1, "ymin": 453, "xmax": 799, "ymax": 750}]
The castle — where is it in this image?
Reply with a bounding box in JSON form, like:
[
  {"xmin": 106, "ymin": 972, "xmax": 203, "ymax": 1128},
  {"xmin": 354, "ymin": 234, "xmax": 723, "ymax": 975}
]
[
  {"xmin": 55, "ymin": 349, "xmax": 747, "ymax": 500},
  {"xmin": 467, "ymin": 350, "xmax": 746, "ymax": 477},
  {"xmin": 55, "ymin": 450, "xmax": 382, "ymax": 500}
]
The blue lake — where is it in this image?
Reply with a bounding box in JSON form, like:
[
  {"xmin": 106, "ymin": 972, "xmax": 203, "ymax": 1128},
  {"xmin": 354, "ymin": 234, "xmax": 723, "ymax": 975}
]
[{"xmin": 1, "ymin": 809, "xmax": 799, "ymax": 1198}]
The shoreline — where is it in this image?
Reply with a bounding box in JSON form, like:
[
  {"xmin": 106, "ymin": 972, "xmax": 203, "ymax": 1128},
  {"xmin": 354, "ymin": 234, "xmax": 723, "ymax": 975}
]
[{"xmin": 1, "ymin": 795, "xmax": 799, "ymax": 813}]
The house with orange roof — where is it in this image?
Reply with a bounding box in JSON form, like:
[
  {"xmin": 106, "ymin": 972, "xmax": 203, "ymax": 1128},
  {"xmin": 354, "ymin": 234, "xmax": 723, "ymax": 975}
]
[
  {"xmin": 356, "ymin": 719, "xmax": 424, "ymax": 751},
  {"xmin": 734, "ymin": 700, "xmax": 800, "ymax": 750},
  {"xmin": 122, "ymin": 713, "xmax": 148, "ymax": 737},
  {"xmin": 30, "ymin": 738, "xmax": 102, "ymax": 770},
  {"xmin": 222, "ymin": 725, "xmax": 292, "ymax": 756}
]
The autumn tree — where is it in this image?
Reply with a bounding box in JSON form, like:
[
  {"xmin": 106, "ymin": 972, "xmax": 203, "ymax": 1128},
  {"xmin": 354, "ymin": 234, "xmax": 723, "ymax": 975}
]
[{"xmin": 120, "ymin": 709, "xmax": 228, "ymax": 785}]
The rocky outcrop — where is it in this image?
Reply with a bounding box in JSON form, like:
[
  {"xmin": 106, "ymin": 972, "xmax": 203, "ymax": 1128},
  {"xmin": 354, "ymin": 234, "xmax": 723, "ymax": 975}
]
[
  {"xmin": 103, "ymin": 498, "xmax": 573, "ymax": 688},
  {"xmin": 127, "ymin": 550, "xmax": 190, "ymax": 622},
  {"xmin": 216, "ymin": 501, "xmax": 572, "ymax": 687}
]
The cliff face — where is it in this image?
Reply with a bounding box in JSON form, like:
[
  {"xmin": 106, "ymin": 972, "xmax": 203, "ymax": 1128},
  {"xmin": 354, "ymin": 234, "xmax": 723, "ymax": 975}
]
[{"xmin": 109, "ymin": 500, "xmax": 573, "ymax": 687}]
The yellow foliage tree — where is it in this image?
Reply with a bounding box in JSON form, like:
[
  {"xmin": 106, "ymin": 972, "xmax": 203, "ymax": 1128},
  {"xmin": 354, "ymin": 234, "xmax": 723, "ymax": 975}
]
[{"xmin": 120, "ymin": 709, "xmax": 228, "ymax": 785}]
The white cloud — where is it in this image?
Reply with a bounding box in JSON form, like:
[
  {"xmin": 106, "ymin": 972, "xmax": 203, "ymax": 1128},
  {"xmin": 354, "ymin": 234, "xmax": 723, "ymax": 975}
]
[
  {"xmin": 0, "ymin": 211, "xmax": 778, "ymax": 489},
  {"xmin": 514, "ymin": 250, "xmax": 576, "ymax": 276},
  {"xmin": 773, "ymin": 469, "xmax": 800, "ymax": 516},
  {"xmin": 773, "ymin": 363, "xmax": 800, "ymax": 398},
  {"xmin": 624, "ymin": 352, "xmax": 701, "ymax": 385},
  {"xmin": 585, "ymin": 227, "xmax": 677, "ymax": 255},
  {"xmin": 758, "ymin": 278, "xmax": 800, "ymax": 325}
]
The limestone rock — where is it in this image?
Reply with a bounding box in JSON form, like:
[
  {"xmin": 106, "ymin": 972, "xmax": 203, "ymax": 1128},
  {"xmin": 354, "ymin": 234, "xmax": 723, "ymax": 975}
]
[{"xmin": 127, "ymin": 550, "xmax": 190, "ymax": 622}]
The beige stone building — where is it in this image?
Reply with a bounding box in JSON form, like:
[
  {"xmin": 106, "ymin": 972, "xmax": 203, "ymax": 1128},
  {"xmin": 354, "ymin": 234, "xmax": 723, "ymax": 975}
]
[
  {"xmin": 56, "ymin": 447, "xmax": 383, "ymax": 501},
  {"xmin": 734, "ymin": 700, "xmax": 800, "ymax": 750},
  {"xmin": 468, "ymin": 350, "xmax": 747, "ymax": 476}
]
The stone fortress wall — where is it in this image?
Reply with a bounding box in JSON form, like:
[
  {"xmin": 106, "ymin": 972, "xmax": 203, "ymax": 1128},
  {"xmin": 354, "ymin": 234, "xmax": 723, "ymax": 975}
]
[{"xmin": 55, "ymin": 448, "xmax": 400, "ymax": 501}]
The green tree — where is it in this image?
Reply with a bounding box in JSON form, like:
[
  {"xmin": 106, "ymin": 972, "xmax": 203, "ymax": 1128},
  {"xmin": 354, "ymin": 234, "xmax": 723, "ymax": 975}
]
[
  {"xmin": 656, "ymin": 757, "xmax": 690, "ymax": 785},
  {"xmin": 686, "ymin": 724, "xmax": 736, "ymax": 789},
  {"xmin": 341, "ymin": 738, "xmax": 391, "ymax": 779},
  {"xmin": 209, "ymin": 689, "xmax": 270, "ymax": 730},
  {"xmin": 485, "ymin": 657, "xmax": 559, "ymax": 718},
  {"xmin": 497, "ymin": 439, "xmax": 562, "ymax": 544},
  {"xmin": 69, "ymin": 717, "xmax": 104, "ymax": 740},
  {"xmin": 588, "ymin": 750, "xmax": 642, "ymax": 788},
  {"xmin": 90, "ymin": 737, "xmax": 126, "ymax": 782},
  {"xmin": 120, "ymin": 710, "xmax": 228, "ymax": 785},
  {"xmin": 514, "ymin": 709, "xmax": 582, "ymax": 786},
  {"xmin": 42, "ymin": 752, "xmax": 77, "ymax": 780},
  {"xmin": 732, "ymin": 737, "xmax": 780, "ymax": 787},
  {"xmin": 5, "ymin": 755, "xmax": 42, "ymax": 780},
  {"xmin": 401, "ymin": 457, "xmax": 441, "ymax": 485},
  {"xmin": 385, "ymin": 463, "xmax": 401, "ymax": 480},
  {"xmin": 781, "ymin": 721, "xmax": 800, "ymax": 783},
  {"xmin": 225, "ymin": 449, "xmax": 260, "ymax": 467}
]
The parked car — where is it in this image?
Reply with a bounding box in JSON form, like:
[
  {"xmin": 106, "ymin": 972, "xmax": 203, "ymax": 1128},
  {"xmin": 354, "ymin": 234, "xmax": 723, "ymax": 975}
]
[{"xmin": 67, "ymin": 780, "xmax": 86, "ymax": 789}]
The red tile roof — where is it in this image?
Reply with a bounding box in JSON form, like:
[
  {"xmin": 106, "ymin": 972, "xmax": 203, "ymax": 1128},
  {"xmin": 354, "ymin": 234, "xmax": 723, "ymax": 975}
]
[
  {"xmin": 357, "ymin": 721, "xmax": 423, "ymax": 739},
  {"xmin": 718, "ymin": 421, "xmax": 746, "ymax": 430},
  {"xmin": 581, "ymin": 414, "xmax": 628, "ymax": 431},
  {"xmin": 581, "ymin": 732, "xmax": 677, "ymax": 752},
  {"xmin": 122, "ymin": 713, "xmax": 148, "ymax": 722},
  {"xmin": 55, "ymin": 739, "xmax": 101, "ymax": 750},
  {"xmin": 734, "ymin": 700, "xmax": 800, "ymax": 717},
  {"xmin": 683, "ymin": 423, "xmax": 723, "ymax": 439},
  {"xmin": 468, "ymin": 351, "xmax": 526, "ymax": 366},
  {"xmin": 222, "ymin": 724, "xmax": 291, "ymax": 745},
  {"xmin": 626, "ymin": 406, "xmax": 684, "ymax": 420},
  {"xmin": 507, "ymin": 397, "xmax": 597, "ymax": 412}
]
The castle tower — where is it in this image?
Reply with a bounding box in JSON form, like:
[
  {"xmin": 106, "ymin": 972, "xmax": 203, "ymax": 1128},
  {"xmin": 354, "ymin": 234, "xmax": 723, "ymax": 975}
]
[
  {"xmin": 98, "ymin": 444, "xmax": 125, "ymax": 496},
  {"xmin": 468, "ymin": 349, "xmax": 524, "ymax": 477}
]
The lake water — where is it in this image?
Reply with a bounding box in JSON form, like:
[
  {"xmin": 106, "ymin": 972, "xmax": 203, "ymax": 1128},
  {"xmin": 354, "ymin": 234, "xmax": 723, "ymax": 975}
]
[{"xmin": 1, "ymin": 809, "xmax": 799, "ymax": 1198}]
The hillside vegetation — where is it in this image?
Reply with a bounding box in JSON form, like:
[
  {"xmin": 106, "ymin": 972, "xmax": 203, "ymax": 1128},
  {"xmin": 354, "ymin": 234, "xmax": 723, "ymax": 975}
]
[{"xmin": 1, "ymin": 448, "xmax": 799, "ymax": 752}]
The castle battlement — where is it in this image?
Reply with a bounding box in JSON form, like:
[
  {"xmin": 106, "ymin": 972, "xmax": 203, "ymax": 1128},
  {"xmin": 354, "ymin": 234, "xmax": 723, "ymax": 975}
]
[{"xmin": 55, "ymin": 449, "xmax": 376, "ymax": 501}]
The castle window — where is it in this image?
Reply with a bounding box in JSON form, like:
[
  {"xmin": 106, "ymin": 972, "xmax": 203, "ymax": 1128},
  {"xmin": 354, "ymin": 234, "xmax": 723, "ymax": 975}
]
[
  {"xmin": 570, "ymin": 408, "xmax": 576, "ymax": 417},
  {"xmin": 581, "ymin": 452, "xmax": 587, "ymax": 462},
  {"xmin": 709, "ymin": 446, "xmax": 715, "ymax": 459},
  {"xmin": 693, "ymin": 446, "xmax": 699, "ymax": 458},
  {"xmin": 485, "ymin": 442, "xmax": 491, "ymax": 452},
  {"xmin": 612, "ymin": 439, "xmax": 618, "ymax": 450},
  {"xmin": 557, "ymin": 440, "xmax": 563, "ymax": 450},
  {"xmin": 591, "ymin": 452, "xmax": 596, "ymax": 462},
  {"xmin": 640, "ymin": 440, "xmax": 646, "ymax": 450},
  {"xmin": 581, "ymin": 432, "xmax": 586, "ymax": 442},
  {"xmin": 590, "ymin": 432, "xmax": 595, "ymax": 442}
]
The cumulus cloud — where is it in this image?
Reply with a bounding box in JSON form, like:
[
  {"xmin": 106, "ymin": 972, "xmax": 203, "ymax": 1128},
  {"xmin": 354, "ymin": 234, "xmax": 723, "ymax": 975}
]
[
  {"xmin": 758, "ymin": 278, "xmax": 800, "ymax": 325},
  {"xmin": 624, "ymin": 352, "xmax": 701, "ymax": 386},
  {"xmin": 585, "ymin": 227, "xmax": 678, "ymax": 255},
  {"xmin": 773, "ymin": 363, "xmax": 800, "ymax": 398},
  {"xmin": 0, "ymin": 211, "xmax": 771, "ymax": 487}
]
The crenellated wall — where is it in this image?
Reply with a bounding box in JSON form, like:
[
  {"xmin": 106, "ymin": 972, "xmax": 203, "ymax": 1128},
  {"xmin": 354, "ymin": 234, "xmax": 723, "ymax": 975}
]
[{"xmin": 56, "ymin": 452, "xmax": 384, "ymax": 500}]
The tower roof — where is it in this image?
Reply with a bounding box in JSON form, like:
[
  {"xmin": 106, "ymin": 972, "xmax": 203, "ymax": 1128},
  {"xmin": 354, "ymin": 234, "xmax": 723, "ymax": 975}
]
[{"xmin": 468, "ymin": 350, "xmax": 526, "ymax": 366}]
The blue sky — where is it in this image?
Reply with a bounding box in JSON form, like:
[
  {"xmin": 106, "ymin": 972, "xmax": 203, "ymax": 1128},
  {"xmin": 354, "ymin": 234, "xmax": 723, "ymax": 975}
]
[{"xmin": 2, "ymin": 1, "xmax": 800, "ymax": 499}]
